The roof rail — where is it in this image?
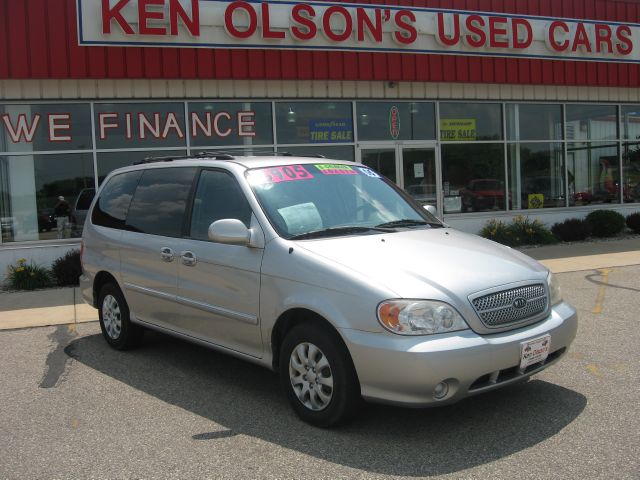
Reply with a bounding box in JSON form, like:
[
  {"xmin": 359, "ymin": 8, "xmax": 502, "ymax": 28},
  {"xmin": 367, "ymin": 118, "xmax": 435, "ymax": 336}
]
[{"xmin": 134, "ymin": 155, "xmax": 190, "ymax": 165}]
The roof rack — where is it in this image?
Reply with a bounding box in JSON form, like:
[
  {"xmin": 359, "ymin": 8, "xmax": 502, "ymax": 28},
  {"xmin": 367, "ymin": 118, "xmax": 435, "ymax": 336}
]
[
  {"xmin": 134, "ymin": 155, "xmax": 191, "ymax": 165},
  {"xmin": 135, "ymin": 150, "xmax": 327, "ymax": 165}
]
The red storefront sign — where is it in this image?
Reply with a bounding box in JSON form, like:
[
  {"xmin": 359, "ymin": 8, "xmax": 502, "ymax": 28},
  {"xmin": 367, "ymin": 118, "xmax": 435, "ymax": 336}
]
[{"xmin": 79, "ymin": 0, "xmax": 639, "ymax": 63}]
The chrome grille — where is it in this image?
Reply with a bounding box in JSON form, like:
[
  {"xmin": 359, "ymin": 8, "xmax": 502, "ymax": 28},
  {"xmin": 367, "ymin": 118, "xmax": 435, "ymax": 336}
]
[{"xmin": 471, "ymin": 284, "xmax": 548, "ymax": 327}]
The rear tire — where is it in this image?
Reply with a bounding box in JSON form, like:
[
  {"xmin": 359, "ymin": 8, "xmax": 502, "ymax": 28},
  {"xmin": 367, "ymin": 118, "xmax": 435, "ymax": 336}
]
[
  {"xmin": 280, "ymin": 322, "xmax": 360, "ymax": 427},
  {"xmin": 98, "ymin": 283, "xmax": 143, "ymax": 350}
]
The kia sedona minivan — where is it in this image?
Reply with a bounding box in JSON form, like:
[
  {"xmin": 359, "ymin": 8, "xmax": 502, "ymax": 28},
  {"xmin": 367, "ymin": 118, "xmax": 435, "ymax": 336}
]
[{"xmin": 80, "ymin": 154, "xmax": 577, "ymax": 427}]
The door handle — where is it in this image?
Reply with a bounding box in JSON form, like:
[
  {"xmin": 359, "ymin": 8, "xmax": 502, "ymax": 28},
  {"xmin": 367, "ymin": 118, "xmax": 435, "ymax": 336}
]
[
  {"xmin": 160, "ymin": 247, "xmax": 174, "ymax": 262},
  {"xmin": 181, "ymin": 251, "xmax": 197, "ymax": 267}
]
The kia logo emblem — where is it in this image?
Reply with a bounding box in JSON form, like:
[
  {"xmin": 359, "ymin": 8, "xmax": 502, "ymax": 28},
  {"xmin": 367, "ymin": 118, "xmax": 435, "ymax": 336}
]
[{"xmin": 513, "ymin": 297, "xmax": 527, "ymax": 309}]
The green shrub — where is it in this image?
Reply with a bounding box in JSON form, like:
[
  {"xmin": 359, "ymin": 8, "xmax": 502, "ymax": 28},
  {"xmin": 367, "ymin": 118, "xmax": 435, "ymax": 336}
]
[
  {"xmin": 6, "ymin": 258, "xmax": 52, "ymax": 290},
  {"xmin": 480, "ymin": 216, "xmax": 557, "ymax": 247},
  {"xmin": 51, "ymin": 250, "xmax": 82, "ymax": 287},
  {"xmin": 626, "ymin": 212, "xmax": 640, "ymax": 234},
  {"xmin": 509, "ymin": 215, "xmax": 557, "ymax": 246},
  {"xmin": 479, "ymin": 219, "xmax": 513, "ymax": 246},
  {"xmin": 585, "ymin": 210, "xmax": 626, "ymax": 237},
  {"xmin": 551, "ymin": 218, "xmax": 592, "ymax": 242}
]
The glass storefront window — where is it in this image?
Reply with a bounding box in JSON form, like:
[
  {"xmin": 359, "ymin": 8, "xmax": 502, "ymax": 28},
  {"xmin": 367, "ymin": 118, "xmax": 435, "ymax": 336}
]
[
  {"xmin": 440, "ymin": 103, "xmax": 503, "ymax": 141},
  {"xmin": 568, "ymin": 142, "xmax": 620, "ymax": 205},
  {"xmin": 188, "ymin": 102, "xmax": 273, "ymax": 148},
  {"xmin": 441, "ymin": 143, "xmax": 506, "ymax": 212},
  {"xmin": 0, "ymin": 103, "xmax": 92, "ymax": 152},
  {"xmin": 356, "ymin": 102, "xmax": 436, "ymax": 141},
  {"xmin": 508, "ymin": 143, "xmax": 566, "ymax": 210},
  {"xmin": 566, "ymin": 105, "xmax": 618, "ymax": 141},
  {"xmin": 97, "ymin": 150, "xmax": 187, "ymax": 184},
  {"xmin": 506, "ymin": 104, "xmax": 563, "ymax": 141},
  {"xmin": 94, "ymin": 103, "xmax": 187, "ymax": 149},
  {"xmin": 275, "ymin": 102, "xmax": 353, "ymax": 145},
  {"xmin": 621, "ymin": 106, "xmax": 640, "ymax": 141},
  {"xmin": 622, "ymin": 142, "xmax": 640, "ymax": 203},
  {"xmin": 360, "ymin": 148, "xmax": 396, "ymax": 182},
  {"xmin": 0, "ymin": 153, "xmax": 95, "ymax": 242}
]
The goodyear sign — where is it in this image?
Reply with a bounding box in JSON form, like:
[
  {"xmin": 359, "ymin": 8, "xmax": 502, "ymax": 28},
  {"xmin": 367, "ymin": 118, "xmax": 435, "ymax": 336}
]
[{"xmin": 440, "ymin": 119, "xmax": 477, "ymax": 141}]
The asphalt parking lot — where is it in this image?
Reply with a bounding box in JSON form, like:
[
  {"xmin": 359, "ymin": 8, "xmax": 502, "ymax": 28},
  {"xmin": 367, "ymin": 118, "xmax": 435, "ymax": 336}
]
[{"xmin": 1, "ymin": 265, "xmax": 638, "ymax": 479}]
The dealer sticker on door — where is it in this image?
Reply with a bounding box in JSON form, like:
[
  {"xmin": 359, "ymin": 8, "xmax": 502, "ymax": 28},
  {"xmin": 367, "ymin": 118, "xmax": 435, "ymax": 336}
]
[{"xmin": 520, "ymin": 334, "xmax": 551, "ymax": 370}]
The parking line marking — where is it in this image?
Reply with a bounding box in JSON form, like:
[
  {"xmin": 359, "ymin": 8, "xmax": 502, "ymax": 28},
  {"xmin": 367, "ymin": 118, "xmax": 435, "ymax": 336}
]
[{"xmin": 592, "ymin": 268, "xmax": 612, "ymax": 314}]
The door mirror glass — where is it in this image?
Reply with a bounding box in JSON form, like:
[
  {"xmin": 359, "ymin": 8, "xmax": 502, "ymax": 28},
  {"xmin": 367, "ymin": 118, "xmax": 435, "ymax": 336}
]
[
  {"xmin": 424, "ymin": 205, "xmax": 438, "ymax": 217},
  {"xmin": 208, "ymin": 219, "xmax": 251, "ymax": 245}
]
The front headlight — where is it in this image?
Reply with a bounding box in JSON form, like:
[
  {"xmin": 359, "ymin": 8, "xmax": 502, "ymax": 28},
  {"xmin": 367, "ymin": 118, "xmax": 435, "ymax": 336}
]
[
  {"xmin": 548, "ymin": 272, "xmax": 563, "ymax": 306},
  {"xmin": 377, "ymin": 300, "xmax": 469, "ymax": 335}
]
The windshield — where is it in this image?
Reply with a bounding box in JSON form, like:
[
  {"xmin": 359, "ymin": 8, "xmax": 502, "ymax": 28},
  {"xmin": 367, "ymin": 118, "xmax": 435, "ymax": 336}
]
[{"xmin": 247, "ymin": 163, "xmax": 442, "ymax": 239}]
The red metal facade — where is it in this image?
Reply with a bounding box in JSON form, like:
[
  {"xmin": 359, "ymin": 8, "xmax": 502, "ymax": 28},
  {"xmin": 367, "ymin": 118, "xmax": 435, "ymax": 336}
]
[{"xmin": 0, "ymin": 0, "xmax": 639, "ymax": 87}]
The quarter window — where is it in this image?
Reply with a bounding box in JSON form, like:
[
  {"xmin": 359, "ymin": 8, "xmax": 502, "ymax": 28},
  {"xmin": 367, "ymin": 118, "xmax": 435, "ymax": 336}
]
[
  {"xmin": 125, "ymin": 168, "xmax": 196, "ymax": 237},
  {"xmin": 92, "ymin": 171, "xmax": 142, "ymax": 230}
]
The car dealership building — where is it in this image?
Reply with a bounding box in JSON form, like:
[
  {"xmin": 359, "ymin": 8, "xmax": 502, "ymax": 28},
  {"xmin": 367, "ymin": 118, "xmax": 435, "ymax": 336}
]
[{"xmin": 1, "ymin": 0, "xmax": 639, "ymax": 274}]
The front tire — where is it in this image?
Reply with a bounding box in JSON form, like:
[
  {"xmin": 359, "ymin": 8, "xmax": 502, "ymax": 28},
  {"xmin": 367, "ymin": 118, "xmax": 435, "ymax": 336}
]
[
  {"xmin": 98, "ymin": 283, "xmax": 143, "ymax": 350},
  {"xmin": 280, "ymin": 323, "xmax": 360, "ymax": 427}
]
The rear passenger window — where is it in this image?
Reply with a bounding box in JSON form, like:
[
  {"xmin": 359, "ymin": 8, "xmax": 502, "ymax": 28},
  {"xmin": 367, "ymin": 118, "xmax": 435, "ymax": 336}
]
[
  {"xmin": 190, "ymin": 170, "xmax": 252, "ymax": 241},
  {"xmin": 125, "ymin": 168, "xmax": 196, "ymax": 237},
  {"xmin": 92, "ymin": 171, "xmax": 142, "ymax": 229}
]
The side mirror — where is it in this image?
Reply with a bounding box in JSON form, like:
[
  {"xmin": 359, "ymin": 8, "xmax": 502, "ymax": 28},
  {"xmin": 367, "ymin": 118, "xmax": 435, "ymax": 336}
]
[
  {"xmin": 424, "ymin": 205, "xmax": 438, "ymax": 217},
  {"xmin": 208, "ymin": 219, "xmax": 251, "ymax": 246}
]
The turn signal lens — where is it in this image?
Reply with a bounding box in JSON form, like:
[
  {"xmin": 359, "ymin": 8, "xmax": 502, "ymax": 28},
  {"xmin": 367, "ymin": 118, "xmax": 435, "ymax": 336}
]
[{"xmin": 377, "ymin": 300, "xmax": 469, "ymax": 336}]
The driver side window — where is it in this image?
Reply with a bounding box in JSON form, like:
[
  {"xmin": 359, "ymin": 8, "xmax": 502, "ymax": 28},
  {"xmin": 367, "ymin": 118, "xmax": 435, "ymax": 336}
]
[{"xmin": 189, "ymin": 170, "xmax": 252, "ymax": 241}]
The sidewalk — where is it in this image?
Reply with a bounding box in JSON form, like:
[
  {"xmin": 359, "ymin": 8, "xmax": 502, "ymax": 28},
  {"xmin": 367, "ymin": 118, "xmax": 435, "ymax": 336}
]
[
  {"xmin": 519, "ymin": 236, "xmax": 640, "ymax": 273},
  {"xmin": 0, "ymin": 287, "xmax": 97, "ymax": 330},
  {"xmin": 0, "ymin": 237, "xmax": 639, "ymax": 331}
]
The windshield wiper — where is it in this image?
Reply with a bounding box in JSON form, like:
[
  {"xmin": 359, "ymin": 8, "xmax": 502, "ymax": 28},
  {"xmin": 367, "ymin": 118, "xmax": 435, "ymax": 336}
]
[
  {"xmin": 289, "ymin": 226, "xmax": 393, "ymax": 240},
  {"xmin": 375, "ymin": 219, "xmax": 441, "ymax": 229}
]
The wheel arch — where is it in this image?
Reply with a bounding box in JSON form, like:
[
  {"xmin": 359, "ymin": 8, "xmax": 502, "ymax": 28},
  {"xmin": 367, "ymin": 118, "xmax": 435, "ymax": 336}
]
[
  {"xmin": 92, "ymin": 271, "xmax": 120, "ymax": 307},
  {"xmin": 270, "ymin": 308, "xmax": 357, "ymax": 377}
]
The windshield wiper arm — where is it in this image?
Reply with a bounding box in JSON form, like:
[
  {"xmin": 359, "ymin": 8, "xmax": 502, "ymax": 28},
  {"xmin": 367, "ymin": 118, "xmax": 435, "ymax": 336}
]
[
  {"xmin": 289, "ymin": 226, "xmax": 393, "ymax": 240},
  {"xmin": 375, "ymin": 219, "xmax": 440, "ymax": 229}
]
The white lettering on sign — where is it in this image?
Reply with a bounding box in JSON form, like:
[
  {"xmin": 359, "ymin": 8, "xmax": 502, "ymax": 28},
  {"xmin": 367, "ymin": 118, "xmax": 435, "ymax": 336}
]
[{"xmin": 77, "ymin": 0, "xmax": 640, "ymax": 63}]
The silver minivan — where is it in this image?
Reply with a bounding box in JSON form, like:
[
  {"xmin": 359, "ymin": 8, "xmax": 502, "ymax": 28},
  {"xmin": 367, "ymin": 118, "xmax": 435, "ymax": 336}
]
[{"xmin": 80, "ymin": 155, "xmax": 577, "ymax": 427}]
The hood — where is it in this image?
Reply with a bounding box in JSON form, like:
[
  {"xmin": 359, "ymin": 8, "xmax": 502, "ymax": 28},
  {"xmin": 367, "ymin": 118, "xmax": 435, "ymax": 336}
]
[{"xmin": 293, "ymin": 228, "xmax": 547, "ymax": 301}]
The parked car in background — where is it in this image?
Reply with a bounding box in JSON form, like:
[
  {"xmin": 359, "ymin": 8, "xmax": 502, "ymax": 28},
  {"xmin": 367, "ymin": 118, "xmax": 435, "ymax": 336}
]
[
  {"xmin": 81, "ymin": 155, "xmax": 577, "ymax": 427},
  {"xmin": 37, "ymin": 208, "xmax": 57, "ymax": 232},
  {"xmin": 461, "ymin": 179, "xmax": 506, "ymax": 212},
  {"xmin": 71, "ymin": 188, "xmax": 95, "ymax": 236}
]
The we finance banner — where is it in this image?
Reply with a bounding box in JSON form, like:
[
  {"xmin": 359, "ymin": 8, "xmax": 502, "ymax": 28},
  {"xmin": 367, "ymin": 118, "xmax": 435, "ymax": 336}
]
[{"xmin": 78, "ymin": 0, "xmax": 640, "ymax": 63}]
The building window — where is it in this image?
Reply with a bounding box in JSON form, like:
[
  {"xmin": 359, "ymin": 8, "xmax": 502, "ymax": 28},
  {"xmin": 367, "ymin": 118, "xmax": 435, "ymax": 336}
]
[
  {"xmin": 188, "ymin": 102, "xmax": 273, "ymax": 148},
  {"xmin": 97, "ymin": 150, "xmax": 187, "ymax": 184},
  {"xmin": 0, "ymin": 103, "xmax": 92, "ymax": 152},
  {"xmin": 621, "ymin": 105, "xmax": 640, "ymax": 141},
  {"xmin": 566, "ymin": 105, "xmax": 618, "ymax": 141},
  {"xmin": 356, "ymin": 102, "xmax": 436, "ymax": 141},
  {"xmin": 441, "ymin": 143, "xmax": 506, "ymax": 212},
  {"xmin": 0, "ymin": 153, "xmax": 95, "ymax": 242},
  {"xmin": 440, "ymin": 103, "xmax": 503, "ymax": 141},
  {"xmin": 275, "ymin": 102, "xmax": 353, "ymax": 145},
  {"xmin": 94, "ymin": 103, "xmax": 187, "ymax": 149},
  {"xmin": 622, "ymin": 141, "xmax": 640, "ymax": 203},
  {"xmin": 508, "ymin": 143, "xmax": 565, "ymax": 210},
  {"xmin": 506, "ymin": 104, "xmax": 563, "ymax": 141},
  {"xmin": 568, "ymin": 142, "xmax": 620, "ymax": 205}
]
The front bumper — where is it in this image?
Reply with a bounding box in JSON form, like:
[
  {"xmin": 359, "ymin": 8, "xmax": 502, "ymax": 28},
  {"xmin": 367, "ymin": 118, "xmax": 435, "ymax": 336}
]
[{"xmin": 340, "ymin": 301, "xmax": 578, "ymax": 407}]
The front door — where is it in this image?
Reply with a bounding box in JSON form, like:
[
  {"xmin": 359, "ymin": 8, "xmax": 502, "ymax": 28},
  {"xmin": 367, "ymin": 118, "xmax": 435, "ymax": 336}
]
[{"xmin": 359, "ymin": 144, "xmax": 442, "ymax": 215}]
